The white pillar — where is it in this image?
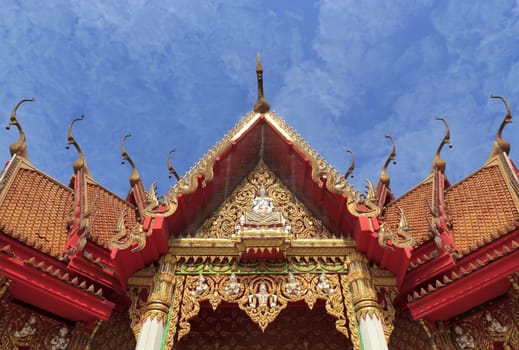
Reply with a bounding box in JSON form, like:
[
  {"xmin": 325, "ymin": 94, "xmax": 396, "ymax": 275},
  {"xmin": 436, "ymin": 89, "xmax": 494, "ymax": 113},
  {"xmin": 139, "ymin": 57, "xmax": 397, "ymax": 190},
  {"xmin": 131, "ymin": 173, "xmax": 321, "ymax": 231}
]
[
  {"xmin": 135, "ymin": 317, "xmax": 164, "ymax": 350},
  {"xmin": 359, "ymin": 314, "xmax": 388, "ymax": 350}
]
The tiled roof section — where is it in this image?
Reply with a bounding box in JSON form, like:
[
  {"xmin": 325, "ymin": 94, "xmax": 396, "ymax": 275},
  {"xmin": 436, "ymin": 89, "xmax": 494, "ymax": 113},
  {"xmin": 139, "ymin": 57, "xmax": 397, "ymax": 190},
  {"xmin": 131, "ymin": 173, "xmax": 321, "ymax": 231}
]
[
  {"xmin": 446, "ymin": 164, "xmax": 519, "ymax": 254},
  {"xmin": 0, "ymin": 167, "xmax": 73, "ymax": 258},
  {"xmin": 86, "ymin": 183, "xmax": 138, "ymax": 248},
  {"xmin": 383, "ymin": 181, "xmax": 433, "ymax": 246}
]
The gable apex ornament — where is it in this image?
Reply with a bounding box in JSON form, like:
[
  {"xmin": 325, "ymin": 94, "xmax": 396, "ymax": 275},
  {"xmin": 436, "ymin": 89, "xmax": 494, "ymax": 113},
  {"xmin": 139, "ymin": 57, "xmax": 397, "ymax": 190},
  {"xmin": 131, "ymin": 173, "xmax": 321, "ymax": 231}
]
[
  {"xmin": 431, "ymin": 117, "xmax": 452, "ymax": 173},
  {"xmin": 5, "ymin": 97, "xmax": 35, "ymax": 160},
  {"xmin": 489, "ymin": 95, "xmax": 512, "ymax": 158},
  {"xmin": 379, "ymin": 135, "xmax": 396, "ymax": 187},
  {"xmin": 66, "ymin": 114, "xmax": 92, "ymax": 176},
  {"xmin": 253, "ymin": 52, "xmax": 270, "ymax": 114}
]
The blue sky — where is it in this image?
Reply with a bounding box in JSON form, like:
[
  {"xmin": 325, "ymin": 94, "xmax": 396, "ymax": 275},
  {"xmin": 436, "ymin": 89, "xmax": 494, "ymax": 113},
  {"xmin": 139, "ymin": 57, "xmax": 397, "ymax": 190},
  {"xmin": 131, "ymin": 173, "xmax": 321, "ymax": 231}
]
[{"xmin": 1, "ymin": 1, "xmax": 518, "ymax": 198}]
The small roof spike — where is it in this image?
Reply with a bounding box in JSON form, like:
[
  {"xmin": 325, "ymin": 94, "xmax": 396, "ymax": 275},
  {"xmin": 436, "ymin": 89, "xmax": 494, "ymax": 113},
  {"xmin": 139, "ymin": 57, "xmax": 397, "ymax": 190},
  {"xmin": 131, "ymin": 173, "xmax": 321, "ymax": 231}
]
[
  {"xmin": 168, "ymin": 148, "xmax": 180, "ymax": 181},
  {"xmin": 379, "ymin": 135, "xmax": 396, "ymax": 187},
  {"xmin": 5, "ymin": 97, "xmax": 35, "ymax": 160},
  {"xmin": 121, "ymin": 133, "xmax": 141, "ymax": 186},
  {"xmin": 66, "ymin": 115, "xmax": 91, "ymax": 176},
  {"xmin": 489, "ymin": 95, "xmax": 512, "ymax": 157},
  {"xmin": 344, "ymin": 149, "xmax": 355, "ymax": 180},
  {"xmin": 431, "ymin": 117, "xmax": 452, "ymax": 173},
  {"xmin": 253, "ymin": 52, "xmax": 270, "ymax": 114}
]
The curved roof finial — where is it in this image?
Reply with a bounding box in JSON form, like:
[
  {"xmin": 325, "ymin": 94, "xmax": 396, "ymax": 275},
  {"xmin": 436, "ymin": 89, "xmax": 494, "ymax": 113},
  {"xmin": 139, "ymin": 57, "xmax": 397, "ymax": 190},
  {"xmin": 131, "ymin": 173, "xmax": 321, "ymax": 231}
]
[
  {"xmin": 431, "ymin": 117, "xmax": 452, "ymax": 172},
  {"xmin": 5, "ymin": 97, "xmax": 35, "ymax": 160},
  {"xmin": 344, "ymin": 149, "xmax": 354, "ymax": 180},
  {"xmin": 490, "ymin": 95, "xmax": 512, "ymax": 157},
  {"xmin": 253, "ymin": 52, "xmax": 270, "ymax": 114},
  {"xmin": 379, "ymin": 135, "xmax": 396, "ymax": 187},
  {"xmin": 121, "ymin": 133, "xmax": 141, "ymax": 186},
  {"xmin": 66, "ymin": 115, "xmax": 91, "ymax": 176},
  {"xmin": 168, "ymin": 148, "xmax": 180, "ymax": 181}
]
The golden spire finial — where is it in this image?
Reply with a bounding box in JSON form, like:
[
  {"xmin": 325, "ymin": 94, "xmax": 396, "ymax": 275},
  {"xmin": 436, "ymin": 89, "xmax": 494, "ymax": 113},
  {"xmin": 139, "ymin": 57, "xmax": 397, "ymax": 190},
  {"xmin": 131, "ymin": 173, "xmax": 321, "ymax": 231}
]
[
  {"xmin": 379, "ymin": 135, "xmax": 396, "ymax": 187},
  {"xmin": 489, "ymin": 95, "xmax": 512, "ymax": 157},
  {"xmin": 121, "ymin": 133, "xmax": 141, "ymax": 186},
  {"xmin": 167, "ymin": 148, "xmax": 180, "ymax": 181},
  {"xmin": 431, "ymin": 117, "xmax": 452, "ymax": 172},
  {"xmin": 66, "ymin": 115, "xmax": 91, "ymax": 176},
  {"xmin": 253, "ymin": 52, "xmax": 270, "ymax": 114},
  {"xmin": 5, "ymin": 97, "xmax": 35, "ymax": 160},
  {"xmin": 344, "ymin": 149, "xmax": 354, "ymax": 180}
]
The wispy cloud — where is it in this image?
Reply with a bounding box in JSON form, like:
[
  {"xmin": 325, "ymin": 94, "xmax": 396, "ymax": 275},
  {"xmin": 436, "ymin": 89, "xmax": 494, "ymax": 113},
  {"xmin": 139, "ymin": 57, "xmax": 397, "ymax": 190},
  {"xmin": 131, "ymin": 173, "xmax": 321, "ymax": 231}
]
[{"xmin": 0, "ymin": 1, "xmax": 517, "ymax": 199}]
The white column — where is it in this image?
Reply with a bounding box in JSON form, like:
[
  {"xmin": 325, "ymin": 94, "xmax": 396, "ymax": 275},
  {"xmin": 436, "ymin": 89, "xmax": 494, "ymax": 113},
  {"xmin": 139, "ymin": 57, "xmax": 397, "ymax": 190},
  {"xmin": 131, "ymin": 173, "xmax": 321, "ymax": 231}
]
[
  {"xmin": 359, "ymin": 314, "xmax": 388, "ymax": 350},
  {"xmin": 136, "ymin": 317, "xmax": 164, "ymax": 350}
]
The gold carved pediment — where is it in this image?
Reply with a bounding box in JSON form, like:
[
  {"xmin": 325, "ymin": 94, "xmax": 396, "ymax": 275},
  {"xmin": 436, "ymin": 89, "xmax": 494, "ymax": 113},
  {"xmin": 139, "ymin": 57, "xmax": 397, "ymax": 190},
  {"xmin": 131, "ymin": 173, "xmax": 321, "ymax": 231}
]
[{"xmin": 194, "ymin": 162, "xmax": 335, "ymax": 239}]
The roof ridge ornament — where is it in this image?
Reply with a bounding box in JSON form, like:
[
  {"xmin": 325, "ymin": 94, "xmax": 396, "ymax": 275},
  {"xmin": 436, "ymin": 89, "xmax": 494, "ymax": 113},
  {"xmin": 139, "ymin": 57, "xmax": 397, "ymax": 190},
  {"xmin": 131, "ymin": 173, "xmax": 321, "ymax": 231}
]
[
  {"xmin": 168, "ymin": 148, "xmax": 180, "ymax": 181},
  {"xmin": 431, "ymin": 117, "xmax": 452, "ymax": 173},
  {"xmin": 379, "ymin": 135, "xmax": 396, "ymax": 187},
  {"xmin": 66, "ymin": 115, "xmax": 91, "ymax": 176},
  {"xmin": 121, "ymin": 133, "xmax": 141, "ymax": 186},
  {"xmin": 5, "ymin": 97, "xmax": 35, "ymax": 160},
  {"xmin": 344, "ymin": 149, "xmax": 354, "ymax": 180},
  {"xmin": 253, "ymin": 52, "xmax": 270, "ymax": 114},
  {"xmin": 489, "ymin": 95, "xmax": 512, "ymax": 157}
]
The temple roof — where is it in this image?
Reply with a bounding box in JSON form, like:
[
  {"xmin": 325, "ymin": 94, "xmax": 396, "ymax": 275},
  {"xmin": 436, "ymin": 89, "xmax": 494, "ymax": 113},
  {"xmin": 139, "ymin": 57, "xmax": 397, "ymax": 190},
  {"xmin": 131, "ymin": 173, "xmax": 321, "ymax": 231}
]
[
  {"xmin": 86, "ymin": 181, "xmax": 139, "ymax": 248},
  {"xmin": 446, "ymin": 156, "xmax": 519, "ymax": 255},
  {"xmin": 0, "ymin": 156, "xmax": 73, "ymax": 259},
  {"xmin": 383, "ymin": 179, "xmax": 433, "ymax": 247}
]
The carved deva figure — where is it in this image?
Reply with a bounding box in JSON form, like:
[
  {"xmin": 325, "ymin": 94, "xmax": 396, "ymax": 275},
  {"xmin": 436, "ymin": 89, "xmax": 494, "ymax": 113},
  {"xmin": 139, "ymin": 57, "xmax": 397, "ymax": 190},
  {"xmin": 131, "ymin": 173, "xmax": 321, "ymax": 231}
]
[
  {"xmin": 252, "ymin": 187, "xmax": 274, "ymax": 214},
  {"xmin": 453, "ymin": 325, "xmax": 475, "ymax": 349},
  {"xmin": 248, "ymin": 283, "xmax": 277, "ymax": 308}
]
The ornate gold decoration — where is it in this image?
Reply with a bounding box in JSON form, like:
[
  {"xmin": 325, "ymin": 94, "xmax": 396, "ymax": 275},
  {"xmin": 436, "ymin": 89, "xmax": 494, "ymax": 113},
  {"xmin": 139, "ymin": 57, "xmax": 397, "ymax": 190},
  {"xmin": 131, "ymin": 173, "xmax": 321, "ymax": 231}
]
[
  {"xmin": 378, "ymin": 207, "xmax": 416, "ymax": 249},
  {"xmin": 109, "ymin": 208, "xmax": 147, "ymax": 252},
  {"xmin": 445, "ymin": 297, "xmax": 519, "ymax": 350},
  {"xmin": 88, "ymin": 311, "xmax": 135, "ymax": 350},
  {"xmin": 431, "ymin": 117, "xmax": 452, "ymax": 172},
  {"xmin": 145, "ymin": 181, "xmax": 160, "ymax": 212},
  {"xmin": 167, "ymin": 148, "xmax": 181, "ymax": 181},
  {"xmin": 121, "ymin": 133, "xmax": 141, "ymax": 186},
  {"xmin": 195, "ymin": 162, "xmax": 335, "ymax": 239},
  {"xmin": 128, "ymin": 286, "xmax": 149, "ymax": 339},
  {"xmin": 347, "ymin": 179, "xmax": 381, "ymax": 217},
  {"xmin": 5, "ymin": 97, "xmax": 34, "ymax": 160},
  {"xmin": 66, "ymin": 115, "xmax": 91, "ymax": 176},
  {"xmin": 172, "ymin": 273, "xmax": 349, "ymax": 347},
  {"xmin": 163, "ymin": 275, "xmax": 185, "ymax": 350},
  {"xmin": 0, "ymin": 277, "xmax": 11, "ymax": 300},
  {"xmin": 253, "ymin": 52, "xmax": 270, "ymax": 114},
  {"xmin": 345, "ymin": 149, "xmax": 355, "ymax": 180},
  {"xmin": 0, "ymin": 301, "xmax": 76, "ymax": 350},
  {"xmin": 379, "ymin": 134, "xmax": 396, "ymax": 187},
  {"xmin": 489, "ymin": 95, "xmax": 512, "ymax": 157},
  {"xmin": 347, "ymin": 252, "xmax": 383, "ymax": 322},
  {"xmin": 141, "ymin": 255, "xmax": 177, "ymax": 323},
  {"xmin": 341, "ymin": 274, "xmax": 361, "ymax": 350}
]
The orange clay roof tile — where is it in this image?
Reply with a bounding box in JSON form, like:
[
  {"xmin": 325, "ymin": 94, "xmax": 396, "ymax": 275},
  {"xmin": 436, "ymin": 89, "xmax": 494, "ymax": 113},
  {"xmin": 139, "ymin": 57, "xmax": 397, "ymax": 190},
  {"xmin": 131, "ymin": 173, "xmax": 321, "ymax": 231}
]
[
  {"xmin": 445, "ymin": 164, "xmax": 519, "ymax": 254},
  {"xmin": 0, "ymin": 166, "xmax": 73, "ymax": 258},
  {"xmin": 86, "ymin": 183, "xmax": 138, "ymax": 248},
  {"xmin": 383, "ymin": 181, "xmax": 433, "ymax": 247}
]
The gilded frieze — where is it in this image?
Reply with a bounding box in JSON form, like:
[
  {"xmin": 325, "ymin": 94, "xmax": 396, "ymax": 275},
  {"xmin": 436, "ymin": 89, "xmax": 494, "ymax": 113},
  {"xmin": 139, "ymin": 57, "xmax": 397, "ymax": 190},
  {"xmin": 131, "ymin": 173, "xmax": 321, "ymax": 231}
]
[{"xmin": 166, "ymin": 273, "xmax": 349, "ymax": 348}]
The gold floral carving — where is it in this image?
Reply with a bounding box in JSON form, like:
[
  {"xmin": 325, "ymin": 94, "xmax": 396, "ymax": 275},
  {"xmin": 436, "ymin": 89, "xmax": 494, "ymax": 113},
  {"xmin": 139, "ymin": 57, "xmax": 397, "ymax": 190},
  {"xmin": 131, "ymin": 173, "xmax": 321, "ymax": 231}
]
[
  {"xmin": 194, "ymin": 162, "xmax": 335, "ymax": 239},
  {"xmin": 445, "ymin": 297, "xmax": 519, "ymax": 350},
  {"xmin": 163, "ymin": 275, "xmax": 185, "ymax": 350},
  {"xmin": 173, "ymin": 273, "xmax": 349, "ymax": 346},
  {"xmin": 128, "ymin": 286, "xmax": 149, "ymax": 340},
  {"xmin": 341, "ymin": 274, "xmax": 362, "ymax": 350}
]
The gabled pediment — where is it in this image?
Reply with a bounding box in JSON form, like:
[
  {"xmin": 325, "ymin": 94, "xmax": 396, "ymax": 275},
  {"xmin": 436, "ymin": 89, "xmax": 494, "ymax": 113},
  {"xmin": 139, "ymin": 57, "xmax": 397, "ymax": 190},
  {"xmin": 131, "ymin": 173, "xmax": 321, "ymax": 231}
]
[{"xmin": 191, "ymin": 161, "xmax": 335, "ymax": 239}]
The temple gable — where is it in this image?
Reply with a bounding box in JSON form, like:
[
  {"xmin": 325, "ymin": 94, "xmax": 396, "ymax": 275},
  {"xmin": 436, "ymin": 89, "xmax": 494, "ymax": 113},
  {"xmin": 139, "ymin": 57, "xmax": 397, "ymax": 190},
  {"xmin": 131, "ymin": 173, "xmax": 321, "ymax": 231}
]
[{"xmin": 192, "ymin": 162, "xmax": 335, "ymax": 240}]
